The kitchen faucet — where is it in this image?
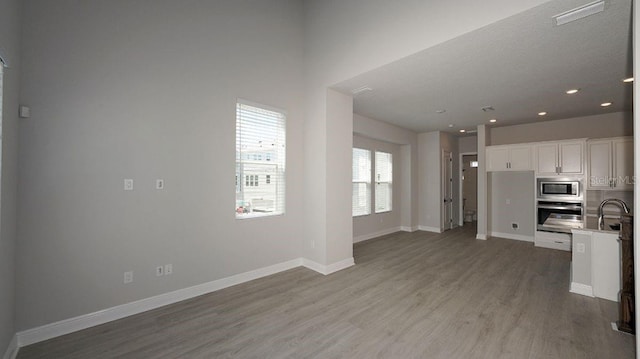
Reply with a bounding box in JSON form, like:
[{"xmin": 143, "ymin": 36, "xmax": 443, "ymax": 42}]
[{"xmin": 598, "ymin": 198, "xmax": 631, "ymax": 230}]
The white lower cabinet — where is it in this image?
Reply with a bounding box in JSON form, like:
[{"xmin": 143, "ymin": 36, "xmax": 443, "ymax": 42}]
[{"xmin": 534, "ymin": 231, "xmax": 571, "ymax": 251}]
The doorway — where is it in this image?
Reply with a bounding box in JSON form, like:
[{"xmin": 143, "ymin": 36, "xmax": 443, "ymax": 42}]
[
  {"xmin": 442, "ymin": 150, "xmax": 453, "ymax": 230},
  {"xmin": 460, "ymin": 153, "xmax": 478, "ymax": 226}
]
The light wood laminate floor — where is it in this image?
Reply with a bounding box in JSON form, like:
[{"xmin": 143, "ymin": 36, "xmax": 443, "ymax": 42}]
[{"xmin": 17, "ymin": 225, "xmax": 635, "ymax": 358}]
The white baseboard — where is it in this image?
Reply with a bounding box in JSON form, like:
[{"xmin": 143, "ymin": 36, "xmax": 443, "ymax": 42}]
[
  {"xmin": 490, "ymin": 232, "xmax": 534, "ymax": 242},
  {"xmin": 353, "ymin": 227, "xmax": 401, "ymax": 243},
  {"xmin": 15, "ymin": 256, "xmax": 356, "ymax": 348},
  {"xmin": 476, "ymin": 233, "xmax": 488, "ymax": 240},
  {"xmin": 302, "ymin": 257, "xmax": 355, "ymax": 275},
  {"xmin": 570, "ymin": 282, "xmax": 594, "ymax": 297},
  {"xmin": 2, "ymin": 335, "xmax": 17, "ymax": 359},
  {"xmin": 17, "ymin": 258, "xmax": 308, "ymax": 347},
  {"xmin": 400, "ymin": 226, "xmax": 419, "ymax": 232},
  {"xmin": 418, "ymin": 225, "xmax": 442, "ymax": 233}
]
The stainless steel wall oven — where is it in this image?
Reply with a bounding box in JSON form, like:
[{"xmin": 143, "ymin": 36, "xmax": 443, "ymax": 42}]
[{"xmin": 536, "ymin": 178, "xmax": 584, "ymax": 233}]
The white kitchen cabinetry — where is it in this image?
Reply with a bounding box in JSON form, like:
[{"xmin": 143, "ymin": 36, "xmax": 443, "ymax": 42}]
[
  {"xmin": 486, "ymin": 145, "xmax": 532, "ymax": 172},
  {"xmin": 587, "ymin": 137, "xmax": 633, "ymax": 190},
  {"xmin": 535, "ymin": 141, "xmax": 584, "ymax": 176}
]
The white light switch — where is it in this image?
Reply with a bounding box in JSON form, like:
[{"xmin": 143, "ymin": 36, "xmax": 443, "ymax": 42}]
[
  {"xmin": 124, "ymin": 179, "xmax": 134, "ymax": 191},
  {"xmin": 577, "ymin": 243, "xmax": 585, "ymax": 253},
  {"xmin": 506, "ymin": 199, "xmax": 511, "ymax": 205}
]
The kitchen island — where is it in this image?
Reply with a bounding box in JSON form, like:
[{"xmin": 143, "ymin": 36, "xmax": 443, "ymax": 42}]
[{"xmin": 570, "ymin": 227, "xmax": 620, "ymax": 301}]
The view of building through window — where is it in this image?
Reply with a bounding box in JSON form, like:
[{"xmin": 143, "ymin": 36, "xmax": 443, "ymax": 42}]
[
  {"xmin": 235, "ymin": 101, "xmax": 286, "ymax": 218},
  {"xmin": 352, "ymin": 148, "xmax": 371, "ymax": 216},
  {"xmin": 375, "ymin": 151, "xmax": 392, "ymax": 213}
]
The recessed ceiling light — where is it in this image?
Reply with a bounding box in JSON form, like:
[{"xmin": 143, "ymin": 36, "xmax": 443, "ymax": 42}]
[
  {"xmin": 566, "ymin": 89, "xmax": 580, "ymax": 94},
  {"xmin": 601, "ymin": 102, "xmax": 612, "ymax": 107},
  {"xmin": 538, "ymin": 112, "xmax": 547, "ymax": 116},
  {"xmin": 448, "ymin": 124, "xmax": 454, "ymax": 128},
  {"xmin": 436, "ymin": 109, "xmax": 446, "ymax": 114},
  {"xmin": 489, "ymin": 119, "xmax": 497, "ymax": 123},
  {"xmin": 623, "ymin": 77, "xmax": 634, "ymax": 83},
  {"xmin": 459, "ymin": 129, "xmax": 466, "ymax": 133}
]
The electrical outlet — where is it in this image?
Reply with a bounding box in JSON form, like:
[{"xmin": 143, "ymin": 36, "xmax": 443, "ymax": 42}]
[
  {"xmin": 124, "ymin": 271, "xmax": 133, "ymax": 284},
  {"xmin": 124, "ymin": 179, "xmax": 134, "ymax": 191},
  {"xmin": 156, "ymin": 266, "xmax": 164, "ymax": 276},
  {"xmin": 577, "ymin": 243, "xmax": 586, "ymax": 253},
  {"xmin": 164, "ymin": 264, "xmax": 173, "ymax": 275},
  {"xmin": 511, "ymin": 222, "xmax": 519, "ymax": 230},
  {"xmin": 156, "ymin": 179, "xmax": 164, "ymax": 190}
]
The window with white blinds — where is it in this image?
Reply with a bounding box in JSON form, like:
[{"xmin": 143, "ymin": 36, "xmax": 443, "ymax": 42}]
[
  {"xmin": 352, "ymin": 148, "xmax": 371, "ymax": 216},
  {"xmin": 235, "ymin": 100, "xmax": 286, "ymax": 219},
  {"xmin": 375, "ymin": 151, "xmax": 392, "ymax": 213}
]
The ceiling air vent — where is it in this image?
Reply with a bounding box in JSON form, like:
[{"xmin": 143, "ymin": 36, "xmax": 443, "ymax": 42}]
[{"xmin": 553, "ymin": 1, "xmax": 605, "ymax": 26}]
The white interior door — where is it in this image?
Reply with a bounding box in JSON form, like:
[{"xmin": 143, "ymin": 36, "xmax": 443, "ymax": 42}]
[{"xmin": 442, "ymin": 151, "xmax": 453, "ymax": 230}]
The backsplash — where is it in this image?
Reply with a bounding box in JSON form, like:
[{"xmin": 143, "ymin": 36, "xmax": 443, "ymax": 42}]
[{"xmin": 585, "ymin": 190, "xmax": 634, "ymax": 228}]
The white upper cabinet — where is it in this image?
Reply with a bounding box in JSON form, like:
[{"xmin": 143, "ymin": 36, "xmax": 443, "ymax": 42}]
[
  {"xmin": 588, "ymin": 137, "xmax": 633, "ymax": 190},
  {"xmin": 535, "ymin": 140, "xmax": 584, "ymax": 176},
  {"xmin": 486, "ymin": 145, "xmax": 532, "ymax": 172}
]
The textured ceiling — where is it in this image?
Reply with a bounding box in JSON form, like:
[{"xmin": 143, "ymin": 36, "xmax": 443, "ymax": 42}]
[{"xmin": 333, "ymin": 0, "xmax": 632, "ymax": 134}]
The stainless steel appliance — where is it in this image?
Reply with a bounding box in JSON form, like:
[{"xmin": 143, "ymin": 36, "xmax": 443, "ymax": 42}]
[
  {"xmin": 536, "ymin": 177, "xmax": 584, "ymax": 233},
  {"xmin": 536, "ymin": 200, "xmax": 583, "ymax": 233},
  {"xmin": 537, "ymin": 177, "xmax": 582, "ymax": 201}
]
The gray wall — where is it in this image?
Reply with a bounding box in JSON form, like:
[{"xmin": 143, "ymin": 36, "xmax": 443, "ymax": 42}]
[
  {"xmin": 489, "ymin": 171, "xmax": 535, "ymax": 238},
  {"xmin": 489, "ymin": 112, "xmax": 632, "ymax": 145},
  {"xmin": 458, "ymin": 135, "xmax": 478, "ymax": 154},
  {"xmin": 0, "ymin": 0, "xmax": 20, "ymax": 352},
  {"xmin": 352, "ymin": 135, "xmax": 402, "ymax": 239},
  {"xmin": 17, "ymin": 0, "xmax": 305, "ymax": 331},
  {"xmin": 10, "ymin": 0, "xmax": 567, "ymax": 339},
  {"xmin": 353, "ymin": 113, "xmax": 419, "ymax": 237}
]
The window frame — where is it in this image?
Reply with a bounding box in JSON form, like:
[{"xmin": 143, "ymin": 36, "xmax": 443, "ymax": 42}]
[
  {"xmin": 352, "ymin": 147, "xmax": 372, "ymax": 217},
  {"xmin": 235, "ymin": 99, "xmax": 286, "ymax": 219},
  {"xmin": 374, "ymin": 150, "xmax": 393, "ymax": 214}
]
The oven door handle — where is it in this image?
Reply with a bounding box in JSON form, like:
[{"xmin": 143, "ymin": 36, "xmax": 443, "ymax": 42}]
[{"xmin": 537, "ymin": 205, "xmax": 582, "ymax": 210}]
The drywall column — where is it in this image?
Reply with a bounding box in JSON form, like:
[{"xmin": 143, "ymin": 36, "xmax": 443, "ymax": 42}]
[
  {"xmin": 325, "ymin": 89, "xmax": 354, "ymax": 265},
  {"xmin": 0, "ymin": 0, "xmax": 20, "ymax": 355},
  {"xmin": 476, "ymin": 125, "xmax": 488, "ymax": 240},
  {"xmin": 417, "ymin": 131, "xmax": 441, "ymax": 231},
  {"xmin": 400, "ymin": 144, "xmax": 413, "ymax": 230},
  {"xmin": 304, "ymin": 88, "xmax": 354, "ymax": 269},
  {"xmin": 633, "ymin": 0, "xmax": 639, "ymax": 352}
]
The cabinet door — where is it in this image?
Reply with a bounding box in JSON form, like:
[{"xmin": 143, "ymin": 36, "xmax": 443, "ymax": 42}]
[
  {"xmin": 559, "ymin": 142, "xmax": 583, "ymax": 174},
  {"xmin": 588, "ymin": 141, "xmax": 612, "ymax": 189},
  {"xmin": 487, "ymin": 147, "xmax": 509, "ymax": 171},
  {"xmin": 613, "ymin": 139, "xmax": 634, "ymax": 190},
  {"xmin": 536, "ymin": 144, "xmax": 558, "ymax": 175},
  {"xmin": 509, "ymin": 146, "xmax": 532, "ymax": 171}
]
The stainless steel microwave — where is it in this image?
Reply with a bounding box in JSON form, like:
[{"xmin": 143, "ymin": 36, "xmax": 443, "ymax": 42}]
[{"xmin": 537, "ymin": 178, "xmax": 582, "ymax": 200}]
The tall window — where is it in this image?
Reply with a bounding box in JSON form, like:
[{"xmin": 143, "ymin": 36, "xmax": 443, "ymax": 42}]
[
  {"xmin": 352, "ymin": 148, "xmax": 371, "ymax": 216},
  {"xmin": 235, "ymin": 100, "xmax": 286, "ymax": 218},
  {"xmin": 375, "ymin": 151, "xmax": 392, "ymax": 213}
]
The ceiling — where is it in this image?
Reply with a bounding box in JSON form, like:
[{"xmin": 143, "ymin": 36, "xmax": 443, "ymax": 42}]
[{"xmin": 333, "ymin": 0, "xmax": 633, "ymax": 135}]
